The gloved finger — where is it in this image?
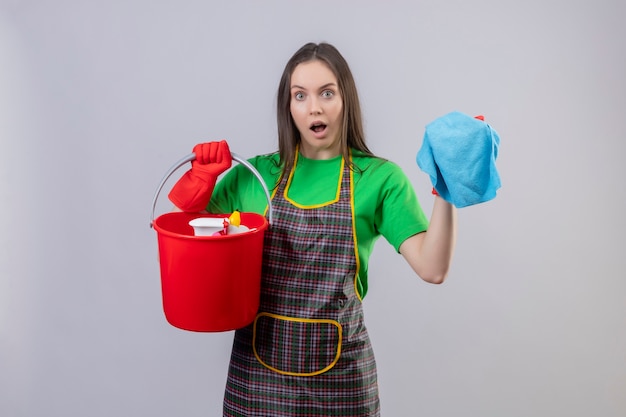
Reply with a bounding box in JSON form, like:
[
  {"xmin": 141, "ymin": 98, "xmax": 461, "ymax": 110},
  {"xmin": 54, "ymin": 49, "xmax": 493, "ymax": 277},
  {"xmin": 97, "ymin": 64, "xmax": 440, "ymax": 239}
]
[
  {"xmin": 216, "ymin": 140, "xmax": 231, "ymax": 166},
  {"xmin": 192, "ymin": 142, "xmax": 212, "ymax": 165},
  {"xmin": 208, "ymin": 141, "xmax": 219, "ymax": 164}
]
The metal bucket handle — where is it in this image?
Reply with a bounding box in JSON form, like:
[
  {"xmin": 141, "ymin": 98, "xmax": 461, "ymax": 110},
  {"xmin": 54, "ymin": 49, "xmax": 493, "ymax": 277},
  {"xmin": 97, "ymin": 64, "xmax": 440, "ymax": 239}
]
[{"xmin": 150, "ymin": 152, "xmax": 273, "ymax": 228}]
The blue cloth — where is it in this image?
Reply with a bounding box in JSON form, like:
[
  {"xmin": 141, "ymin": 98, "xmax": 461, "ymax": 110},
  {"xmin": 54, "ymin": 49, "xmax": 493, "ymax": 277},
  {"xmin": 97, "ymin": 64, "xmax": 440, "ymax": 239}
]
[{"xmin": 416, "ymin": 111, "xmax": 501, "ymax": 208}]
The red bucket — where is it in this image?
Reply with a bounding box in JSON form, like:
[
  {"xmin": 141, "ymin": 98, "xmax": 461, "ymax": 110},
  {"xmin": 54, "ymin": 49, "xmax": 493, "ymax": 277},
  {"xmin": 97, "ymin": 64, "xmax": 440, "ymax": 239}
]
[{"xmin": 150, "ymin": 152, "xmax": 272, "ymax": 332}]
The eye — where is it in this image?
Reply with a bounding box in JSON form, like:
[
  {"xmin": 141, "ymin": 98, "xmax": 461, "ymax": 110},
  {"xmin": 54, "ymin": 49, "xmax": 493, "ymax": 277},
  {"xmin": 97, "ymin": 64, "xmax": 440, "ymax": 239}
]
[
  {"xmin": 321, "ymin": 90, "xmax": 334, "ymax": 98},
  {"xmin": 294, "ymin": 92, "xmax": 305, "ymax": 101}
]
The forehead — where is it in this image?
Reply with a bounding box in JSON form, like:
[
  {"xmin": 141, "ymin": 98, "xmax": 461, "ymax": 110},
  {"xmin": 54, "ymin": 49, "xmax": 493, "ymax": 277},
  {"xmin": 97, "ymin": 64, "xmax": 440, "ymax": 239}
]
[{"xmin": 290, "ymin": 60, "xmax": 337, "ymax": 88}]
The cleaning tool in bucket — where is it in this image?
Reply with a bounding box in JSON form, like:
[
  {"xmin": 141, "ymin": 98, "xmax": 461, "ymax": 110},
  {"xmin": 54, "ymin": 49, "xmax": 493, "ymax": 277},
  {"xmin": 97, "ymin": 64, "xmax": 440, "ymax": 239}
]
[{"xmin": 150, "ymin": 152, "xmax": 273, "ymax": 332}]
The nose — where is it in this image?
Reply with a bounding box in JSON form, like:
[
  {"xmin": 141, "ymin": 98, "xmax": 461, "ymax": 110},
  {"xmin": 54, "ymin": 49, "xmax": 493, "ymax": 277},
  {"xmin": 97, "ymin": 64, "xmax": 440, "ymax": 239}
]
[{"xmin": 308, "ymin": 96, "xmax": 322, "ymax": 115}]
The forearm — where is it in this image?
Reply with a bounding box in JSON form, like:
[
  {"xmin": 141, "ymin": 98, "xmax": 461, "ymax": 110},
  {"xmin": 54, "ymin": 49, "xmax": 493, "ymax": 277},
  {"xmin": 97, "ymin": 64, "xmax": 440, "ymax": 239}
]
[
  {"xmin": 423, "ymin": 196, "xmax": 457, "ymax": 279},
  {"xmin": 400, "ymin": 196, "xmax": 457, "ymax": 284}
]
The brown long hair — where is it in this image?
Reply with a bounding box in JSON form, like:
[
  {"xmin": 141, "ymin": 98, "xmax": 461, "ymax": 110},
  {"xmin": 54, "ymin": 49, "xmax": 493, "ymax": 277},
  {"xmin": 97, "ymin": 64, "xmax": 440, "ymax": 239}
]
[{"xmin": 275, "ymin": 42, "xmax": 372, "ymax": 182}]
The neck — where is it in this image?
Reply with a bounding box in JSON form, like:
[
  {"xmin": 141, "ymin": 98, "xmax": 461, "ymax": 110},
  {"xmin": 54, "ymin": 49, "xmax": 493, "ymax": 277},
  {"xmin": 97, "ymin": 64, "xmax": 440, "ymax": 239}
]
[{"xmin": 299, "ymin": 143, "xmax": 342, "ymax": 160}]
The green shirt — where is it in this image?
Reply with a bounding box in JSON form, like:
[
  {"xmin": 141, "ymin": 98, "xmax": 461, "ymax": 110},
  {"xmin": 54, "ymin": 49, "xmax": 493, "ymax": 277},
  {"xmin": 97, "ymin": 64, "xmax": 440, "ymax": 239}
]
[{"xmin": 208, "ymin": 149, "xmax": 429, "ymax": 298}]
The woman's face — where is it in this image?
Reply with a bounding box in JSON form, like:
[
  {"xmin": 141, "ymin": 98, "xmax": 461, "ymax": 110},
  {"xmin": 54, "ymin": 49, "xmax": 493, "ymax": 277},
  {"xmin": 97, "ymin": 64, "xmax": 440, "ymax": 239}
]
[{"xmin": 289, "ymin": 60, "xmax": 343, "ymax": 160}]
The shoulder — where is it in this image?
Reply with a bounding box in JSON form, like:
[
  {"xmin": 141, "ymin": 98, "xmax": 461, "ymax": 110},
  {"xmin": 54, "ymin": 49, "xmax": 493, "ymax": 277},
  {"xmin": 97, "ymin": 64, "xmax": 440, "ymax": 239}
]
[
  {"xmin": 351, "ymin": 149, "xmax": 408, "ymax": 184},
  {"xmin": 230, "ymin": 152, "xmax": 280, "ymax": 175},
  {"xmin": 244, "ymin": 152, "xmax": 280, "ymax": 172},
  {"xmin": 229, "ymin": 152, "xmax": 281, "ymax": 189}
]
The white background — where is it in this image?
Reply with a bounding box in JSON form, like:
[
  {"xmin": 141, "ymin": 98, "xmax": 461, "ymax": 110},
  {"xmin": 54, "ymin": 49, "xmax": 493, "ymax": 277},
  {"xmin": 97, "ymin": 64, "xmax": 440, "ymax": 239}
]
[{"xmin": 1, "ymin": 1, "xmax": 625, "ymax": 416}]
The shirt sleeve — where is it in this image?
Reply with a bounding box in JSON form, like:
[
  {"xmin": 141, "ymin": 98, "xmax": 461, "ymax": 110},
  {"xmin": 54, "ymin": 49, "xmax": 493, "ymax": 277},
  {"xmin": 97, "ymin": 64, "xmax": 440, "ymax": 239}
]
[
  {"xmin": 375, "ymin": 163, "xmax": 429, "ymax": 252},
  {"xmin": 207, "ymin": 154, "xmax": 279, "ymax": 215},
  {"xmin": 206, "ymin": 165, "xmax": 242, "ymax": 214}
]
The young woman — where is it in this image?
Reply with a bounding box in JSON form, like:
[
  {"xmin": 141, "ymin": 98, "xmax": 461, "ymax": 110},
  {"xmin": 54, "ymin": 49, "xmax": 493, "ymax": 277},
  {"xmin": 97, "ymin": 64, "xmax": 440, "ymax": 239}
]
[{"xmin": 168, "ymin": 42, "xmax": 457, "ymax": 416}]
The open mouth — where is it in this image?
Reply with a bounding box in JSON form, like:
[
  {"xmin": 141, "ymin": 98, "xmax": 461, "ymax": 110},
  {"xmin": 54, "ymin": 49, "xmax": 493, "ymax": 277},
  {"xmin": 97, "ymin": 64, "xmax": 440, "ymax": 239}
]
[{"xmin": 310, "ymin": 122, "xmax": 327, "ymax": 133}]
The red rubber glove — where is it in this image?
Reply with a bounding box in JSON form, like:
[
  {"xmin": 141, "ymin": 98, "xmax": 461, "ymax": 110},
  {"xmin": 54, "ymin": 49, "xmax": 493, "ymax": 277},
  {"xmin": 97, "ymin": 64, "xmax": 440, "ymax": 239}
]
[{"xmin": 168, "ymin": 140, "xmax": 232, "ymax": 212}]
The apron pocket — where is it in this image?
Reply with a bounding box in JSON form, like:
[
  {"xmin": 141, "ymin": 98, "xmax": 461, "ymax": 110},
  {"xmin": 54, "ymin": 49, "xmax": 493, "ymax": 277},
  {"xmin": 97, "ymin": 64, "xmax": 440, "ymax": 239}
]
[{"xmin": 252, "ymin": 312, "xmax": 342, "ymax": 376}]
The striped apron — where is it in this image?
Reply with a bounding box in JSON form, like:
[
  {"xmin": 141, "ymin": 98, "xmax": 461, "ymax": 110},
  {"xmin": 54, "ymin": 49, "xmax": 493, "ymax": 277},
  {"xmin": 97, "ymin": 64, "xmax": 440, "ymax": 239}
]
[{"xmin": 223, "ymin": 156, "xmax": 380, "ymax": 416}]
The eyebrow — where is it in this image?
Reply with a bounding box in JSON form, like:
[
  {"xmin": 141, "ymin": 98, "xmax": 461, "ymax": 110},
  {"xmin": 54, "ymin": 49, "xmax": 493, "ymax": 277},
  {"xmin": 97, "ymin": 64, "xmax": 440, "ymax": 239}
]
[{"xmin": 290, "ymin": 82, "xmax": 337, "ymax": 91}]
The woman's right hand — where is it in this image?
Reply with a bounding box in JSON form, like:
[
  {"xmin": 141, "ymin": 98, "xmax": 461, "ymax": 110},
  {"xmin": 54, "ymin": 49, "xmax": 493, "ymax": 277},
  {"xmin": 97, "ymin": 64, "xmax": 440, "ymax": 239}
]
[
  {"xmin": 168, "ymin": 140, "xmax": 232, "ymax": 212},
  {"xmin": 191, "ymin": 141, "xmax": 232, "ymax": 176}
]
